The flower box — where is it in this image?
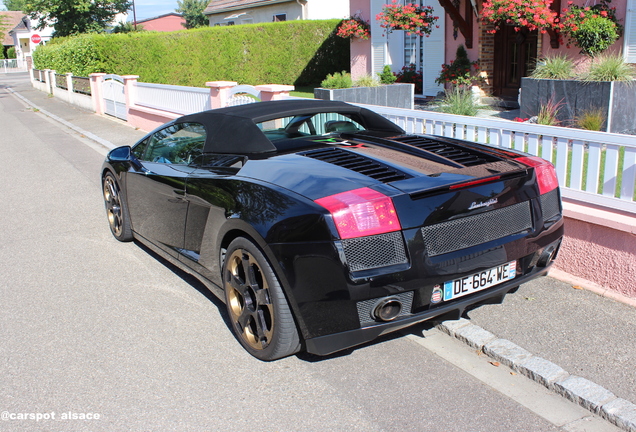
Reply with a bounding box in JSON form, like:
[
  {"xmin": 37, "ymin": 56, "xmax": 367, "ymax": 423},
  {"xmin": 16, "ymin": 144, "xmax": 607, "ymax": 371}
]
[
  {"xmin": 520, "ymin": 77, "xmax": 636, "ymax": 134},
  {"xmin": 314, "ymin": 84, "xmax": 415, "ymax": 109}
]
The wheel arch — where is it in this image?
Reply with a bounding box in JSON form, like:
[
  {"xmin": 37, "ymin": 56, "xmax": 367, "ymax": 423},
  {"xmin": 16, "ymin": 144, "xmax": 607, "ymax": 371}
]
[{"xmin": 215, "ymin": 222, "xmax": 309, "ymax": 342}]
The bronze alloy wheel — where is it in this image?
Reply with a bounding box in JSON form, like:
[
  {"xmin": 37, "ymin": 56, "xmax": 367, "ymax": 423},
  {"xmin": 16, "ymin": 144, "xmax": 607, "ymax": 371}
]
[
  {"xmin": 103, "ymin": 175, "xmax": 123, "ymax": 237},
  {"xmin": 102, "ymin": 173, "xmax": 133, "ymax": 242},
  {"xmin": 225, "ymin": 248, "xmax": 275, "ymax": 350},
  {"xmin": 223, "ymin": 237, "xmax": 300, "ymax": 360}
]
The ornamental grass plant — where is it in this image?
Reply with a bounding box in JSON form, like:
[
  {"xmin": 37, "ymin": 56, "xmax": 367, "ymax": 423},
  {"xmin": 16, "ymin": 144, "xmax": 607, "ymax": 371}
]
[
  {"xmin": 584, "ymin": 53, "xmax": 635, "ymax": 82},
  {"xmin": 575, "ymin": 107, "xmax": 606, "ymax": 130},
  {"xmin": 536, "ymin": 97, "xmax": 563, "ymax": 126},
  {"xmin": 530, "ymin": 54, "xmax": 576, "ymax": 79},
  {"xmin": 354, "ymin": 75, "xmax": 380, "ymax": 87},
  {"xmin": 438, "ymin": 87, "xmax": 479, "ymax": 116}
]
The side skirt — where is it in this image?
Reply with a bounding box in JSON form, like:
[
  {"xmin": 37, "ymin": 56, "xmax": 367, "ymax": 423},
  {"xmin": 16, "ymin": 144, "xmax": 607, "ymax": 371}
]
[{"xmin": 133, "ymin": 233, "xmax": 226, "ymax": 302}]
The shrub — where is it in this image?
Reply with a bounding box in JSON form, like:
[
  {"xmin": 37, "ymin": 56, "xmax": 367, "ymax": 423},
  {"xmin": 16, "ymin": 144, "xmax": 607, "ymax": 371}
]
[
  {"xmin": 7, "ymin": 46, "xmax": 16, "ymax": 59},
  {"xmin": 395, "ymin": 63, "xmax": 422, "ymax": 93},
  {"xmin": 438, "ymin": 87, "xmax": 478, "ymax": 116},
  {"xmin": 321, "ymin": 71, "xmax": 352, "ymax": 89},
  {"xmin": 354, "ymin": 74, "xmax": 380, "ymax": 87},
  {"xmin": 584, "ymin": 53, "xmax": 635, "ymax": 82},
  {"xmin": 559, "ymin": 0, "xmax": 622, "ymax": 56},
  {"xmin": 530, "ymin": 54, "xmax": 575, "ymax": 79},
  {"xmin": 436, "ymin": 45, "xmax": 479, "ymax": 87},
  {"xmin": 575, "ymin": 107, "xmax": 606, "ymax": 130},
  {"xmin": 377, "ymin": 65, "xmax": 397, "ymax": 84},
  {"xmin": 32, "ymin": 20, "xmax": 348, "ymax": 87}
]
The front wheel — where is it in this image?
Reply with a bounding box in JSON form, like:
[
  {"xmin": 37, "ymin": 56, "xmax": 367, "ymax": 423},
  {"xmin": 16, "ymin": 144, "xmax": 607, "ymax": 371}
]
[
  {"xmin": 102, "ymin": 172, "xmax": 133, "ymax": 242},
  {"xmin": 222, "ymin": 237, "xmax": 301, "ymax": 361}
]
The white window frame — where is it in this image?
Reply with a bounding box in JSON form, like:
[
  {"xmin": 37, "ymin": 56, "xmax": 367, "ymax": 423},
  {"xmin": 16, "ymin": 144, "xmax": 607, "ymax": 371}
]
[{"xmin": 624, "ymin": 0, "xmax": 636, "ymax": 63}]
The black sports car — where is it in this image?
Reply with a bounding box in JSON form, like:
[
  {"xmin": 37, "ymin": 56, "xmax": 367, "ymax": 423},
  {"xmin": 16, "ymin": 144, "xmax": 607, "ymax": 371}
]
[{"xmin": 102, "ymin": 100, "xmax": 563, "ymax": 360}]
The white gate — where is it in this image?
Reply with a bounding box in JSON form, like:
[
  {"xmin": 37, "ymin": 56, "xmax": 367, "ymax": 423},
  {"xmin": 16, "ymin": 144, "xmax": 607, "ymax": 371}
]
[
  {"xmin": 226, "ymin": 85, "xmax": 261, "ymax": 107},
  {"xmin": 102, "ymin": 75, "xmax": 127, "ymax": 120}
]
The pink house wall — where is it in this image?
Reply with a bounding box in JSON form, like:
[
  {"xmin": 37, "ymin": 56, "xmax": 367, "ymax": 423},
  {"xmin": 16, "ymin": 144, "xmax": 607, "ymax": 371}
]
[
  {"xmin": 350, "ymin": 0, "xmax": 373, "ymax": 79},
  {"xmin": 137, "ymin": 15, "xmax": 186, "ymax": 32}
]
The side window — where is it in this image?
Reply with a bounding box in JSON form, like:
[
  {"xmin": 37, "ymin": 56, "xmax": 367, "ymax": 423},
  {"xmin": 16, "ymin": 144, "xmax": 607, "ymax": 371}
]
[
  {"xmin": 131, "ymin": 137, "xmax": 150, "ymax": 159},
  {"xmin": 140, "ymin": 123, "xmax": 206, "ymax": 165}
]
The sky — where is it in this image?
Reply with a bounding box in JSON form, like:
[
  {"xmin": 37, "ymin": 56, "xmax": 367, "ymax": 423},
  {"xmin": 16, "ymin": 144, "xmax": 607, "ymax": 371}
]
[{"xmin": 130, "ymin": 0, "xmax": 180, "ymax": 21}]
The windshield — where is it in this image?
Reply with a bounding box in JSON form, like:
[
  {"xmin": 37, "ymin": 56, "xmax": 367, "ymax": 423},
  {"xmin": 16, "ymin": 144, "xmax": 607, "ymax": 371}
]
[{"xmin": 257, "ymin": 113, "xmax": 364, "ymax": 142}]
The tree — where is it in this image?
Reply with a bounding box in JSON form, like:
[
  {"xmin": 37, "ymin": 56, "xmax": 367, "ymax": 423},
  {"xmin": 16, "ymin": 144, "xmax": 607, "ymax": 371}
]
[
  {"xmin": 176, "ymin": 0, "xmax": 208, "ymax": 29},
  {"xmin": 24, "ymin": 0, "xmax": 132, "ymax": 37},
  {"xmin": 111, "ymin": 21, "xmax": 143, "ymax": 33},
  {"xmin": 3, "ymin": 0, "xmax": 26, "ymax": 11}
]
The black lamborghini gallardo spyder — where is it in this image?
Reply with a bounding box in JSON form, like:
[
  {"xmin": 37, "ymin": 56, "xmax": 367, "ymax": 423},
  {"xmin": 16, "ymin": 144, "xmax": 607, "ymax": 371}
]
[{"xmin": 102, "ymin": 100, "xmax": 563, "ymax": 360}]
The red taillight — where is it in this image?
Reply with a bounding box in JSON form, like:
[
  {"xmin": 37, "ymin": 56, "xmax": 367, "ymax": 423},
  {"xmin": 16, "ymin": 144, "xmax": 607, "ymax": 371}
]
[
  {"xmin": 516, "ymin": 156, "xmax": 559, "ymax": 195},
  {"xmin": 315, "ymin": 187, "xmax": 401, "ymax": 239}
]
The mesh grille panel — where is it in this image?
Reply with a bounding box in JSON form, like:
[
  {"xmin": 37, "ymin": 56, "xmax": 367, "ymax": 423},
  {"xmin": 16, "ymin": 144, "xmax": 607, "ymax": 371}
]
[
  {"xmin": 421, "ymin": 201, "xmax": 533, "ymax": 257},
  {"xmin": 342, "ymin": 231, "xmax": 408, "ymax": 272},
  {"xmin": 541, "ymin": 189, "xmax": 561, "ymax": 221},
  {"xmin": 356, "ymin": 291, "xmax": 414, "ymax": 326}
]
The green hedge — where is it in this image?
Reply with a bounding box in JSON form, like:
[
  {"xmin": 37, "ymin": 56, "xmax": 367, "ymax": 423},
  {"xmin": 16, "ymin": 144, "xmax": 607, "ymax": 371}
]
[{"xmin": 33, "ymin": 20, "xmax": 349, "ymax": 86}]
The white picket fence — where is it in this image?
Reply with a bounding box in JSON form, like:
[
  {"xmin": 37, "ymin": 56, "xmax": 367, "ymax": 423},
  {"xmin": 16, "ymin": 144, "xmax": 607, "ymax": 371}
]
[
  {"xmin": 37, "ymin": 73, "xmax": 636, "ymax": 214},
  {"xmin": 353, "ymin": 104, "xmax": 636, "ymax": 213},
  {"xmin": 136, "ymin": 82, "xmax": 211, "ymax": 115}
]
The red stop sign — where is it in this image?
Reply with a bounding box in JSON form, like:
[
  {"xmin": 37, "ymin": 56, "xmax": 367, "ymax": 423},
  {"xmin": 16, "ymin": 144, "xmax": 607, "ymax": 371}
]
[{"xmin": 31, "ymin": 34, "xmax": 42, "ymax": 44}]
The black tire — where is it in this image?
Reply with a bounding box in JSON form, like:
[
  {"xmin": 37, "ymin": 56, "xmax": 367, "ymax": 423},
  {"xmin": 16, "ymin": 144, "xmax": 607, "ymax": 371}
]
[
  {"xmin": 102, "ymin": 172, "xmax": 133, "ymax": 242},
  {"xmin": 222, "ymin": 237, "xmax": 301, "ymax": 361}
]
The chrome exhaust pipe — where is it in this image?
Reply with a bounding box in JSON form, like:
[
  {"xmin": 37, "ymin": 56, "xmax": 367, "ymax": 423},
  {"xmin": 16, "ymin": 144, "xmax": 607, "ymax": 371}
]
[
  {"xmin": 372, "ymin": 297, "xmax": 403, "ymax": 322},
  {"xmin": 537, "ymin": 245, "xmax": 557, "ymax": 267}
]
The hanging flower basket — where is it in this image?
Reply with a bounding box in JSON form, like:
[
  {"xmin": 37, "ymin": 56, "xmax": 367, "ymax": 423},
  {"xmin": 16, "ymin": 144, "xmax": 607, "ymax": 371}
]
[
  {"xmin": 480, "ymin": 0, "xmax": 558, "ymax": 33},
  {"xmin": 376, "ymin": 1, "xmax": 439, "ymax": 37},
  {"xmin": 337, "ymin": 16, "xmax": 371, "ymax": 40}
]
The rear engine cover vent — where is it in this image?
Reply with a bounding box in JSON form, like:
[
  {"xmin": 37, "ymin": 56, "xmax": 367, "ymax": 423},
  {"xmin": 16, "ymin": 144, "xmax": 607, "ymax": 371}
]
[
  {"xmin": 393, "ymin": 135, "xmax": 500, "ymax": 167},
  {"xmin": 300, "ymin": 147, "xmax": 411, "ymax": 183}
]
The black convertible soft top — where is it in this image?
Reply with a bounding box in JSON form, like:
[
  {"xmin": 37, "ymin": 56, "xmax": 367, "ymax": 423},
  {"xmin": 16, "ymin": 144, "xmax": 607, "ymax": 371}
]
[{"xmin": 174, "ymin": 99, "xmax": 405, "ymax": 154}]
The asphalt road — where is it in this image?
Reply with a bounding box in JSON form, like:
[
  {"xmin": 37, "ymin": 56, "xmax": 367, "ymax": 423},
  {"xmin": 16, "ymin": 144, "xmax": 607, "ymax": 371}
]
[{"xmin": 0, "ymin": 74, "xmax": 624, "ymax": 432}]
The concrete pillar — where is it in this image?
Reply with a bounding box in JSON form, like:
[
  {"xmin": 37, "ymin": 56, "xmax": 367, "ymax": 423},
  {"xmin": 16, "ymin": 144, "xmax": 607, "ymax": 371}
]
[
  {"xmin": 206, "ymin": 81, "xmax": 238, "ymax": 109},
  {"xmin": 66, "ymin": 73, "xmax": 73, "ymax": 93},
  {"xmin": 255, "ymin": 84, "xmax": 295, "ymax": 101},
  {"xmin": 89, "ymin": 73, "xmax": 107, "ymax": 114},
  {"xmin": 122, "ymin": 75, "xmax": 140, "ymax": 113}
]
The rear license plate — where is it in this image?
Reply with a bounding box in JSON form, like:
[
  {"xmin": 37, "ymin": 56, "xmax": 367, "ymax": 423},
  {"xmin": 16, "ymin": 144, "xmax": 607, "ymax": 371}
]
[{"xmin": 443, "ymin": 261, "xmax": 516, "ymax": 301}]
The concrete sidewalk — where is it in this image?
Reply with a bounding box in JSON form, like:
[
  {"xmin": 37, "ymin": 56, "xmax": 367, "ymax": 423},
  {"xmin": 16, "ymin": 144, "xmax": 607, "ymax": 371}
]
[{"xmin": 3, "ymin": 72, "xmax": 636, "ymax": 431}]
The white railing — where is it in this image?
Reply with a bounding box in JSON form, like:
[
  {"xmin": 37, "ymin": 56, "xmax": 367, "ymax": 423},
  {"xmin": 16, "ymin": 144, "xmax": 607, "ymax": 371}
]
[
  {"xmin": 2, "ymin": 58, "xmax": 26, "ymax": 73},
  {"xmin": 227, "ymin": 84, "xmax": 260, "ymax": 107},
  {"xmin": 136, "ymin": 82, "xmax": 211, "ymax": 115},
  {"xmin": 355, "ymin": 104, "xmax": 636, "ymax": 213}
]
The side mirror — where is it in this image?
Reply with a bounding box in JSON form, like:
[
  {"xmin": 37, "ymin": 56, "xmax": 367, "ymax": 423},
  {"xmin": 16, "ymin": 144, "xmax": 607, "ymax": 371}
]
[
  {"xmin": 108, "ymin": 146, "xmax": 145, "ymax": 171},
  {"xmin": 108, "ymin": 146, "xmax": 132, "ymax": 161}
]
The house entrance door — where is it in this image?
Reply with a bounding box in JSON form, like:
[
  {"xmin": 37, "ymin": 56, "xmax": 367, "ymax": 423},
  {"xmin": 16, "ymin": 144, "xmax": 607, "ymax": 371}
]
[{"xmin": 493, "ymin": 26, "xmax": 538, "ymax": 99}]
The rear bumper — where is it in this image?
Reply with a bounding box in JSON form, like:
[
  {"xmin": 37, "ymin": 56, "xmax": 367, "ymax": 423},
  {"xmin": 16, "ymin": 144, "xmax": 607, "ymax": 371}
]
[{"xmin": 304, "ymin": 264, "xmax": 551, "ymax": 356}]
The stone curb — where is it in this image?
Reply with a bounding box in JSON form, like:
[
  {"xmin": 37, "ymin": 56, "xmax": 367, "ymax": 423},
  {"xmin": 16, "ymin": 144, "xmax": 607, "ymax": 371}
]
[
  {"xmin": 436, "ymin": 319, "xmax": 636, "ymax": 432},
  {"xmin": 7, "ymin": 88, "xmax": 117, "ymax": 151}
]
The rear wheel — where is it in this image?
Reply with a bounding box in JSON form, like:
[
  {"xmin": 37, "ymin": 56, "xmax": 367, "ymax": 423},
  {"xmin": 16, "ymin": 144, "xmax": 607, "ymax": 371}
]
[
  {"xmin": 223, "ymin": 237, "xmax": 300, "ymax": 361},
  {"xmin": 103, "ymin": 172, "xmax": 133, "ymax": 242}
]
